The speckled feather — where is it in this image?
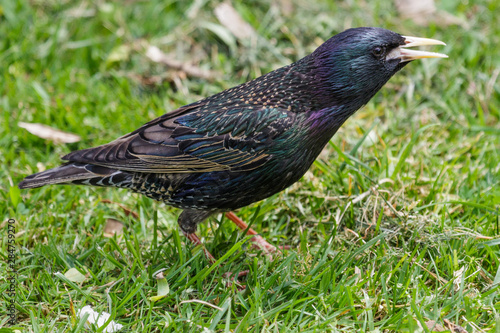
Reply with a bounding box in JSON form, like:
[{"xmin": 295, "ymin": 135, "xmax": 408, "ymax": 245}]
[{"xmin": 19, "ymin": 27, "xmax": 411, "ymax": 233}]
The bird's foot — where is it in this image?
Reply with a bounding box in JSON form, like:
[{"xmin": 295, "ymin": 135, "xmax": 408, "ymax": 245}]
[
  {"xmin": 224, "ymin": 211, "xmax": 287, "ymax": 255},
  {"xmin": 248, "ymin": 234, "xmax": 280, "ymax": 253},
  {"xmin": 183, "ymin": 232, "xmax": 217, "ymax": 264},
  {"xmin": 223, "ymin": 270, "xmax": 249, "ymax": 291}
]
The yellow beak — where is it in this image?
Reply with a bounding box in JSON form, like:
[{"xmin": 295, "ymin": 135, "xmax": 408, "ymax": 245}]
[{"xmin": 388, "ymin": 36, "xmax": 448, "ymax": 62}]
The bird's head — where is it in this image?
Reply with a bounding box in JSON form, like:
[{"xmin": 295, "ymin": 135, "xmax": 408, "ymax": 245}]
[{"xmin": 310, "ymin": 27, "xmax": 447, "ymax": 108}]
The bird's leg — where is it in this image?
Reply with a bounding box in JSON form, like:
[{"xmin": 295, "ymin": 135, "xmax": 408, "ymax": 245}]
[
  {"xmin": 178, "ymin": 210, "xmax": 218, "ymax": 263},
  {"xmin": 223, "ymin": 270, "xmax": 249, "ymax": 290},
  {"xmin": 178, "ymin": 209, "xmax": 248, "ymax": 289},
  {"xmin": 184, "ymin": 231, "xmax": 247, "ymax": 290},
  {"xmin": 225, "ymin": 211, "xmax": 282, "ymax": 253}
]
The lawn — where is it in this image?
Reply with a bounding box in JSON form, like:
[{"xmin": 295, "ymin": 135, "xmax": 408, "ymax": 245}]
[{"xmin": 1, "ymin": 0, "xmax": 499, "ymax": 332}]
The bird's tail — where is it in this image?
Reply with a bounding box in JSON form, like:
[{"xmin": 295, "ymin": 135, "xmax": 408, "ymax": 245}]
[{"xmin": 18, "ymin": 163, "xmax": 133, "ymax": 189}]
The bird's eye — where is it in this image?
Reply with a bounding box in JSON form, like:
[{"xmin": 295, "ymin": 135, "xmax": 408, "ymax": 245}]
[{"xmin": 372, "ymin": 46, "xmax": 385, "ymax": 58}]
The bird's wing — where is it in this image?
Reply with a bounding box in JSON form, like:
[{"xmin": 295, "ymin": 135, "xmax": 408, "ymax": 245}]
[{"xmin": 63, "ymin": 103, "xmax": 296, "ymax": 173}]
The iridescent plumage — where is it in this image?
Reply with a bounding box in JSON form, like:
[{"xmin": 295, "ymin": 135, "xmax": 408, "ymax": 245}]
[{"xmin": 19, "ymin": 27, "xmax": 446, "ymax": 241}]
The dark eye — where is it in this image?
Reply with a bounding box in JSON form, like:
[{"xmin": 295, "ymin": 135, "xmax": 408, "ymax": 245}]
[{"xmin": 372, "ymin": 46, "xmax": 385, "ymax": 58}]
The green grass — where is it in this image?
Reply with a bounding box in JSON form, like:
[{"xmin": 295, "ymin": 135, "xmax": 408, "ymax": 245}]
[{"xmin": 1, "ymin": 0, "xmax": 499, "ymax": 331}]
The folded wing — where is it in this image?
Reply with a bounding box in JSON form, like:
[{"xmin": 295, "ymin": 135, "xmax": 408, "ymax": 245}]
[{"xmin": 63, "ymin": 103, "xmax": 296, "ymax": 173}]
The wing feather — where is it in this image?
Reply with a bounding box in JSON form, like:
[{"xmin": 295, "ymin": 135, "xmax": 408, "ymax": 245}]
[{"xmin": 63, "ymin": 103, "xmax": 296, "ymax": 173}]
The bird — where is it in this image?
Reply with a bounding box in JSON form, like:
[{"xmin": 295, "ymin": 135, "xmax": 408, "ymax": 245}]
[{"xmin": 19, "ymin": 27, "xmax": 447, "ymax": 260}]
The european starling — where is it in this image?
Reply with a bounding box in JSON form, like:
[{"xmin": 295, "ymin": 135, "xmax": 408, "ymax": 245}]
[{"xmin": 19, "ymin": 27, "xmax": 446, "ymax": 256}]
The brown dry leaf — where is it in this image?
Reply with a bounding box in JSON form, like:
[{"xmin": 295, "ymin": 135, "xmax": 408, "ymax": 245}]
[
  {"xmin": 276, "ymin": 0, "xmax": 294, "ymax": 16},
  {"xmin": 443, "ymin": 319, "xmax": 467, "ymax": 333},
  {"xmin": 214, "ymin": 2, "xmax": 256, "ymax": 40},
  {"xmin": 19, "ymin": 122, "xmax": 81, "ymax": 143},
  {"xmin": 395, "ymin": 0, "xmax": 436, "ymax": 25},
  {"xmin": 383, "ymin": 204, "xmax": 396, "ymax": 217},
  {"xmin": 145, "ymin": 45, "xmax": 216, "ymax": 80},
  {"xmin": 425, "ymin": 320, "xmax": 446, "ymax": 331},
  {"xmin": 103, "ymin": 218, "xmax": 125, "ymax": 238},
  {"xmin": 395, "ymin": 0, "xmax": 465, "ymax": 26}
]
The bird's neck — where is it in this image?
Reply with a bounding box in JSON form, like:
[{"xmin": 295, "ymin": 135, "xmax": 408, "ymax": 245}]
[
  {"xmin": 266, "ymin": 55, "xmax": 378, "ymax": 114},
  {"xmin": 289, "ymin": 55, "xmax": 382, "ymax": 152}
]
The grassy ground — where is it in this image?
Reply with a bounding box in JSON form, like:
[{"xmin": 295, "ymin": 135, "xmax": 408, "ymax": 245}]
[{"xmin": 1, "ymin": 0, "xmax": 499, "ymax": 332}]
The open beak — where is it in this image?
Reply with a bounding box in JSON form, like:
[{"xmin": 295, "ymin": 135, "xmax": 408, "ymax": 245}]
[{"xmin": 388, "ymin": 36, "xmax": 448, "ymax": 62}]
